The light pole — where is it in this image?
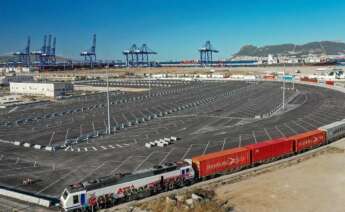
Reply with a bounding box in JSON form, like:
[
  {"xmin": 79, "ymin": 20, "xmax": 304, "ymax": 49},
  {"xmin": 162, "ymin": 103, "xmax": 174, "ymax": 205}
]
[
  {"xmin": 149, "ymin": 66, "xmax": 151, "ymax": 97},
  {"xmin": 282, "ymin": 64, "xmax": 286, "ymax": 111},
  {"xmin": 106, "ymin": 64, "xmax": 111, "ymax": 135}
]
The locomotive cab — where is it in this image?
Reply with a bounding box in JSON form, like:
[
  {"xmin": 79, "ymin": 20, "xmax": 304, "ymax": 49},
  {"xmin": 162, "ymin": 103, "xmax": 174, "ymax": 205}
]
[{"xmin": 60, "ymin": 186, "xmax": 86, "ymax": 211}]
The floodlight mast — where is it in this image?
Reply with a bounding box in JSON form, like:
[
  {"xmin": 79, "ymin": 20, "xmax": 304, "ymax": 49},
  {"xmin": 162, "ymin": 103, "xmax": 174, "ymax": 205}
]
[
  {"xmin": 106, "ymin": 65, "xmax": 111, "ymax": 135},
  {"xmin": 282, "ymin": 64, "xmax": 286, "ymax": 111}
]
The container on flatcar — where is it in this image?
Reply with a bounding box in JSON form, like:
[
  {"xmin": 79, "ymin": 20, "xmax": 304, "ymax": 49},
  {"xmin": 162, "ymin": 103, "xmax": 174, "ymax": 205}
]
[
  {"xmin": 325, "ymin": 80, "xmax": 335, "ymax": 86},
  {"xmin": 288, "ymin": 130, "xmax": 326, "ymax": 152},
  {"xmin": 245, "ymin": 138, "xmax": 294, "ymax": 165},
  {"xmin": 192, "ymin": 147, "xmax": 250, "ymax": 178},
  {"xmin": 319, "ymin": 120, "xmax": 345, "ymax": 143}
]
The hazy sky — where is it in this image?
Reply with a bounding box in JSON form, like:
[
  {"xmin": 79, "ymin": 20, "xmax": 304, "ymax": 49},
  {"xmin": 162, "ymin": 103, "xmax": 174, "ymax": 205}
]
[{"xmin": 1, "ymin": 0, "xmax": 345, "ymax": 61}]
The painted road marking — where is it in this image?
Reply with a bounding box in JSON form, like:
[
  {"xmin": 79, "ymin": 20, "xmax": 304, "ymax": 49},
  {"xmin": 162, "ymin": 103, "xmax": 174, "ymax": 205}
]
[
  {"xmin": 110, "ymin": 156, "xmax": 132, "ymax": 174},
  {"xmin": 292, "ymin": 120, "xmax": 309, "ymax": 131},
  {"xmin": 134, "ymin": 152, "xmax": 156, "ymax": 171},
  {"xmin": 221, "ymin": 138, "xmax": 226, "ymax": 151},
  {"xmin": 284, "ymin": 123, "xmax": 298, "ymax": 134},
  {"xmin": 84, "ymin": 148, "xmax": 88, "ymax": 152},
  {"xmin": 181, "ymin": 144, "xmax": 193, "ymax": 160},
  {"xmin": 115, "ymin": 144, "xmax": 123, "ymax": 148},
  {"xmin": 92, "ymin": 147, "xmax": 97, "ymax": 151},
  {"xmin": 108, "ymin": 145, "xmax": 115, "ymax": 149},
  {"xmin": 159, "ymin": 148, "xmax": 175, "ymax": 165},
  {"xmin": 264, "ymin": 128, "xmax": 272, "ymax": 140},
  {"xmin": 100, "ymin": 146, "xmax": 107, "ymax": 150},
  {"xmin": 36, "ymin": 166, "xmax": 81, "ymax": 194},
  {"xmin": 252, "ymin": 131, "xmax": 257, "ymax": 143},
  {"xmin": 298, "ymin": 119, "xmax": 317, "ymax": 129},
  {"xmin": 79, "ymin": 162, "xmax": 106, "ymax": 182},
  {"xmin": 202, "ymin": 141, "xmax": 210, "ymax": 155},
  {"xmin": 275, "ymin": 126, "xmax": 286, "ymax": 137}
]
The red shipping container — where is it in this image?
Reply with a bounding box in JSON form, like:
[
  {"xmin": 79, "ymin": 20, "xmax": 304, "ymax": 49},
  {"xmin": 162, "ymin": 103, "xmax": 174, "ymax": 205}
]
[
  {"xmin": 245, "ymin": 138, "xmax": 294, "ymax": 164},
  {"xmin": 288, "ymin": 130, "xmax": 326, "ymax": 152},
  {"xmin": 325, "ymin": 80, "xmax": 334, "ymax": 86},
  {"xmin": 192, "ymin": 147, "xmax": 250, "ymax": 178},
  {"xmin": 263, "ymin": 75, "xmax": 275, "ymax": 80},
  {"xmin": 300, "ymin": 77, "xmax": 318, "ymax": 83}
]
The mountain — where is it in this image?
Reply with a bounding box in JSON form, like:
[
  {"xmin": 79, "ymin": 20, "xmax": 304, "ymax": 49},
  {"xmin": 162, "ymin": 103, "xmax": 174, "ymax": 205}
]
[{"xmin": 234, "ymin": 41, "xmax": 345, "ymax": 57}]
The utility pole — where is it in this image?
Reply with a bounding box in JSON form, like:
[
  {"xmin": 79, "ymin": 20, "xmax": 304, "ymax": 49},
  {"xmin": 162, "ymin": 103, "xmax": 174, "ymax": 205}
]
[
  {"xmin": 282, "ymin": 64, "xmax": 286, "ymax": 111},
  {"xmin": 149, "ymin": 67, "xmax": 151, "ymax": 97},
  {"xmin": 106, "ymin": 64, "xmax": 111, "ymax": 135}
]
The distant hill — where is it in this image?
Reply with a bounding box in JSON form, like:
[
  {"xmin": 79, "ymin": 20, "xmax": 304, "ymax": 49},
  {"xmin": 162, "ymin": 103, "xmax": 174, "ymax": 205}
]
[{"xmin": 234, "ymin": 41, "xmax": 345, "ymax": 57}]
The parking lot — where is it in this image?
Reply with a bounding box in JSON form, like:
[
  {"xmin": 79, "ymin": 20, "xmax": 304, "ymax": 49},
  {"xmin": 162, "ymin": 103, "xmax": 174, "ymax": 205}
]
[{"xmin": 0, "ymin": 80, "xmax": 345, "ymax": 198}]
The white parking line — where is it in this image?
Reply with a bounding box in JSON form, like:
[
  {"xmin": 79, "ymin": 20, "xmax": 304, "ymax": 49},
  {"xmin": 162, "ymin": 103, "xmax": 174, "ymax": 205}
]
[
  {"xmin": 305, "ymin": 116, "xmax": 326, "ymax": 125},
  {"xmin": 292, "ymin": 120, "xmax": 309, "ymax": 131},
  {"xmin": 108, "ymin": 145, "xmax": 115, "ymax": 149},
  {"xmin": 134, "ymin": 151, "xmax": 156, "ymax": 172},
  {"xmin": 264, "ymin": 128, "xmax": 272, "ymax": 140},
  {"xmin": 275, "ymin": 126, "xmax": 286, "ymax": 137},
  {"xmin": 238, "ymin": 135, "xmax": 242, "ymax": 147},
  {"xmin": 100, "ymin": 146, "xmax": 107, "ymax": 150},
  {"xmin": 284, "ymin": 123, "xmax": 298, "ymax": 134},
  {"xmin": 64, "ymin": 146, "xmax": 71, "ymax": 151},
  {"xmin": 221, "ymin": 138, "xmax": 226, "ymax": 151},
  {"xmin": 202, "ymin": 141, "xmax": 210, "ymax": 155},
  {"xmin": 159, "ymin": 148, "xmax": 175, "ymax": 165},
  {"xmin": 84, "ymin": 147, "xmax": 88, "ymax": 152},
  {"xmin": 77, "ymin": 148, "xmax": 80, "ymax": 152},
  {"xmin": 79, "ymin": 162, "xmax": 106, "ymax": 182},
  {"xmin": 8, "ymin": 106, "xmax": 18, "ymax": 113},
  {"xmin": 252, "ymin": 131, "xmax": 257, "ymax": 143},
  {"xmin": 111, "ymin": 156, "xmax": 132, "ymax": 174},
  {"xmin": 36, "ymin": 166, "xmax": 81, "ymax": 194},
  {"xmin": 298, "ymin": 119, "xmax": 317, "ymax": 129},
  {"xmin": 92, "ymin": 146, "xmax": 97, "ymax": 151},
  {"xmin": 115, "ymin": 144, "xmax": 123, "ymax": 148},
  {"xmin": 181, "ymin": 144, "xmax": 193, "ymax": 160}
]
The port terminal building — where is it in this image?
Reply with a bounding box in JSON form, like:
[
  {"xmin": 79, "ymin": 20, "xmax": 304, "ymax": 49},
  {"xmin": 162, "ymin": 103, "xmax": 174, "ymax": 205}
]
[{"xmin": 10, "ymin": 82, "xmax": 73, "ymax": 97}]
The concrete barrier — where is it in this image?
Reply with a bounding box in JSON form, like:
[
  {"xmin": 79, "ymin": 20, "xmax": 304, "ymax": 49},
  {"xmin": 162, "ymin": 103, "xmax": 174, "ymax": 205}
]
[{"xmin": 0, "ymin": 186, "xmax": 56, "ymax": 208}]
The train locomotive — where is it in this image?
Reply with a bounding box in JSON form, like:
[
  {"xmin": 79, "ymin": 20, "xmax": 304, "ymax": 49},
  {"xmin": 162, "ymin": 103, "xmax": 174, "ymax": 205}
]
[{"xmin": 61, "ymin": 119, "xmax": 345, "ymax": 211}]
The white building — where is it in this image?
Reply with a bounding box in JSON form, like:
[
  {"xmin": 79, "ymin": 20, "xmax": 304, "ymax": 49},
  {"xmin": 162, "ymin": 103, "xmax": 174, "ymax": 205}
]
[
  {"xmin": 0, "ymin": 67, "xmax": 32, "ymax": 73},
  {"xmin": 10, "ymin": 82, "xmax": 73, "ymax": 97},
  {"xmin": 0, "ymin": 75, "xmax": 34, "ymax": 86}
]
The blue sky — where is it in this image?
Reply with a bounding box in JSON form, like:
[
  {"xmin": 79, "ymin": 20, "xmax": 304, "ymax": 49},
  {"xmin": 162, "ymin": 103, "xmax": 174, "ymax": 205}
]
[{"xmin": 1, "ymin": 0, "xmax": 345, "ymax": 61}]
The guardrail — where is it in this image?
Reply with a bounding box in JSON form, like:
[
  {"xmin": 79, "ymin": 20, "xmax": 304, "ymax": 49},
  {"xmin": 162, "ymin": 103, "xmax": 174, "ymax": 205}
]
[{"xmin": 0, "ymin": 185, "xmax": 59, "ymax": 208}]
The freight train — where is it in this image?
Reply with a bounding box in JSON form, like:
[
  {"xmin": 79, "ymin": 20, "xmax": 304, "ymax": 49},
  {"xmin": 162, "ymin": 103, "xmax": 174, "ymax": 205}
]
[{"xmin": 60, "ymin": 120, "xmax": 345, "ymax": 211}]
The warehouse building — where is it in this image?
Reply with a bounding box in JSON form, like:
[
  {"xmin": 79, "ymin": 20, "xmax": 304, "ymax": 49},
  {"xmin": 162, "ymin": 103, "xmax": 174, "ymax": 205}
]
[
  {"xmin": 10, "ymin": 82, "xmax": 73, "ymax": 97},
  {"xmin": 0, "ymin": 75, "xmax": 34, "ymax": 86}
]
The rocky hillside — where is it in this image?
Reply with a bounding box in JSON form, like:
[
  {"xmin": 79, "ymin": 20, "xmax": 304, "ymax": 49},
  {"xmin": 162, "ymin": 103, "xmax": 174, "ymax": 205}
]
[{"xmin": 234, "ymin": 41, "xmax": 345, "ymax": 57}]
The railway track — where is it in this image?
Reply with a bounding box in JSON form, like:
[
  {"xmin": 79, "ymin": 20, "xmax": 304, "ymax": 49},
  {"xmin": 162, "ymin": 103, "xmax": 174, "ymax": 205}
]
[{"xmin": 112, "ymin": 139, "xmax": 339, "ymax": 210}]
